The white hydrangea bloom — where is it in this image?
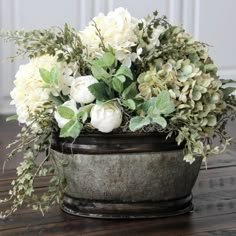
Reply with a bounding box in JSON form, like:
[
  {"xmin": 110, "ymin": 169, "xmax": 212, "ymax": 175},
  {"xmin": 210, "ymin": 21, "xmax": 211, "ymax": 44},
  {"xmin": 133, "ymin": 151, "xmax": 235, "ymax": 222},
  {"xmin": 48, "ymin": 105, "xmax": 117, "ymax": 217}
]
[
  {"xmin": 80, "ymin": 7, "xmax": 138, "ymax": 64},
  {"xmin": 10, "ymin": 55, "xmax": 75, "ymax": 125}
]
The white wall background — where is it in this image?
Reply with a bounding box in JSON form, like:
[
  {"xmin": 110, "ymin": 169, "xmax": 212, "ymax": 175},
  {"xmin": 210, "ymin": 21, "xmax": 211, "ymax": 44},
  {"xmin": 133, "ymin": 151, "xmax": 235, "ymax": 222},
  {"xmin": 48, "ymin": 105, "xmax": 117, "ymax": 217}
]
[{"xmin": 0, "ymin": 0, "xmax": 236, "ymax": 114}]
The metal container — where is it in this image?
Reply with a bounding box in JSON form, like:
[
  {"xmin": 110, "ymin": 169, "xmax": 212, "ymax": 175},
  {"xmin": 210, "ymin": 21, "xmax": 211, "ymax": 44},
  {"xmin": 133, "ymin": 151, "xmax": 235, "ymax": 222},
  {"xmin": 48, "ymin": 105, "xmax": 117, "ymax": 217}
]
[{"xmin": 51, "ymin": 132, "xmax": 202, "ymax": 219}]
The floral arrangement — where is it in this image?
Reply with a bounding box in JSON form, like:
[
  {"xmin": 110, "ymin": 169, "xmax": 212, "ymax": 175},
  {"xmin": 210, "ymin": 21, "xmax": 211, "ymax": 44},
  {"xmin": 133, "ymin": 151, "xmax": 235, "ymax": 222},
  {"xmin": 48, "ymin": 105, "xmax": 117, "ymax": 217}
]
[{"xmin": 1, "ymin": 7, "xmax": 236, "ymax": 217}]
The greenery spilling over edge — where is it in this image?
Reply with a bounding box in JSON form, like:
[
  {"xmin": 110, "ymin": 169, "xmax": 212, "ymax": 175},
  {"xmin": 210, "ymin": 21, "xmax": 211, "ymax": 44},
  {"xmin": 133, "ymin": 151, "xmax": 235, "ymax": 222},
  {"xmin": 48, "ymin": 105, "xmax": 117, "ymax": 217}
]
[{"xmin": 0, "ymin": 10, "xmax": 236, "ymax": 218}]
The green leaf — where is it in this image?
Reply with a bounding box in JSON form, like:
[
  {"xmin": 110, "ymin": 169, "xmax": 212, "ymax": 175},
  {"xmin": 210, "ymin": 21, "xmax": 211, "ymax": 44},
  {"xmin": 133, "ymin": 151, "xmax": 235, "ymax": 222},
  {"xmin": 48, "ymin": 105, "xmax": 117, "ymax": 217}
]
[
  {"xmin": 138, "ymin": 22, "xmax": 144, "ymax": 30},
  {"xmin": 153, "ymin": 10, "xmax": 158, "ymax": 16},
  {"xmin": 142, "ymin": 92, "xmax": 175, "ymax": 117},
  {"xmin": 90, "ymin": 52, "xmax": 115, "ymax": 68},
  {"xmin": 204, "ymin": 64, "xmax": 217, "ymax": 73},
  {"xmin": 77, "ymin": 111, "xmax": 88, "ymax": 123},
  {"xmin": 91, "ymin": 66, "xmax": 111, "ymax": 80},
  {"xmin": 100, "ymin": 52, "xmax": 115, "ymax": 68},
  {"xmin": 112, "ymin": 77, "xmax": 123, "ymax": 93},
  {"xmin": 151, "ymin": 116, "xmax": 167, "ymax": 128},
  {"xmin": 122, "ymin": 82, "xmax": 138, "ymax": 99},
  {"xmin": 51, "ymin": 66, "xmax": 58, "ymax": 84},
  {"xmin": 122, "ymin": 99, "xmax": 136, "ymax": 110},
  {"xmin": 176, "ymin": 132, "xmax": 185, "ymax": 145},
  {"xmin": 129, "ymin": 116, "xmax": 151, "ymax": 131},
  {"xmin": 60, "ymin": 120, "xmax": 82, "ymax": 138},
  {"xmin": 77, "ymin": 104, "xmax": 94, "ymax": 122},
  {"xmin": 6, "ymin": 114, "xmax": 18, "ymax": 122},
  {"xmin": 222, "ymin": 87, "xmax": 236, "ymax": 99},
  {"xmin": 49, "ymin": 93, "xmax": 64, "ymax": 106},
  {"xmin": 156, "ymin": 91, "xmax": 175, "ymax": 115},
  {"xmin": 147, "ymin": 106, "xmax": 161, "ymax": 118},
  {"xmin": 115, "ymin": 75, "xmax": 126, "ymax": 83},
  {"xmin": 115, "ymin": 65, "xmax": 133, "ymax": 80},
  {"xmin": 88, "ymin": 82, "xmax": 114, "ymax": 101},
  {"xmin": 90, "ymin": 60, "xmax": 105, "ymax": 68},
  {"xmin": 39, "ymin": 68, "xmax": 51, "ymax": 84},
  {"xmin": 57, "ymin": 106, "xmax": 75, "ymax": 119},
  {"xmin": 142, "ymin": 98, "xmax": 157, "ymax": 113},
  {"xmin": 221, "ymin": 79, "xmax": 236, "ymax": 85}
]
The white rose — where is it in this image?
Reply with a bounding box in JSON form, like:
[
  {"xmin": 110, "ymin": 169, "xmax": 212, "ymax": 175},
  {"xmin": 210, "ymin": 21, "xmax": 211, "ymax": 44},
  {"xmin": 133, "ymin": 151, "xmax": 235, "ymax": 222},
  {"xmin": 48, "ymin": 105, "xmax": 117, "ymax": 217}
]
[
  {"xmin": 90, "ymin": 102, "xmax": 123, "ymax": 133},
  {"xmin": 70, "ymin": 76, "xmax": 98, "ymax": 104},
  {"xmin": 54, "ymin": 100, "xmax": 78, "ymax": 128}
]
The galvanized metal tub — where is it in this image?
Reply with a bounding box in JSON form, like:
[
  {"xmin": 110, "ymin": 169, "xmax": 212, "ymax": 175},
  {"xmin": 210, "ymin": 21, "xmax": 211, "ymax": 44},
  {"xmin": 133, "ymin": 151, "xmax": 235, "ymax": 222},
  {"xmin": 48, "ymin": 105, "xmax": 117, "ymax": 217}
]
[{"xmin": 51, "ymin": 132, "xmax": 202, "ymax": 219}]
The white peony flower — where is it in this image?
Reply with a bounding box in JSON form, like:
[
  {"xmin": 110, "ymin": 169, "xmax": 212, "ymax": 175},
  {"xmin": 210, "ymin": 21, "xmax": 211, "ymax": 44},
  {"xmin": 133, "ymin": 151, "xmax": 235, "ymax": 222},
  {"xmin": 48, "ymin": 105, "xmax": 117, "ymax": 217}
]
[
  {"xmin": 80, "ymin": 7, "xmax": 138, "ymax": 63},
  {"xmin": 70, "ymin": 75, "xmax": 98, "ymax": 104},
  {"xmin": 90, "ymin": 102, "xmax": 123, "ymax": 133},
  {"xmin": 54, "ymin": 100, "xmax": 78, "ymax": 128}
]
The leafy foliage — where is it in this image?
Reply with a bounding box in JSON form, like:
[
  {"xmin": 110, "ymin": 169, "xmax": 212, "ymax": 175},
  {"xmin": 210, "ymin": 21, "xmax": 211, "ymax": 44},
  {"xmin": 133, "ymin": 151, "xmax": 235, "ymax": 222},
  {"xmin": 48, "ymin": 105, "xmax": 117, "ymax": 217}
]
[
  {"xmin": 57, "ymin": 106, "xmax": 75, "ymax": 119},
  {"xmin": 88, "ymin": 51, "xmax": 135, "ymax": 102},
  {"xmin": 129, "ymin": 91, "xmax": 175, "ymax": 131},
  {"xmin": 1, "ymin": 9, "xmax": 236, "ymax": 218},
  {"xmin": 0, "ymin": 24, "xmax": 88, "ymax": 74},
  {"xmin": 0, "ymin": 106, "xmax": 66, "ymax": 218},
  {"xmin": 39, "ymin": 66, "xmax": 58, "ymax": 85},
  {"xmin": 60, "ymin": 120, "xmax": 82, "ymax": 138}
]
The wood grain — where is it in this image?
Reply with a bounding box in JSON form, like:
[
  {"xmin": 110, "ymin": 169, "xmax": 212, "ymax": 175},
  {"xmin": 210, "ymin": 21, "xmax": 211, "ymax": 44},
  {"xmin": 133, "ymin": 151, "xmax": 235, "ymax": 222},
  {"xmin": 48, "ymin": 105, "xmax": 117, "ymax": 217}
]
[{"xmin": 1, "ymin": 117, "xmax": 236, "ymax": 235}]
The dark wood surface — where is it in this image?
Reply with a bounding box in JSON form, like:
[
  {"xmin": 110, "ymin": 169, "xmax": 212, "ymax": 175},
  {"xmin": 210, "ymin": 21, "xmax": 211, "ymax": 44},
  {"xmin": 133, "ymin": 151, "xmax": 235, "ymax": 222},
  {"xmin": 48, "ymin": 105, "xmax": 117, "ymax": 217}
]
[{"xmin": 0, "ymin": 118, "xmax": 236, "ymax": 235}]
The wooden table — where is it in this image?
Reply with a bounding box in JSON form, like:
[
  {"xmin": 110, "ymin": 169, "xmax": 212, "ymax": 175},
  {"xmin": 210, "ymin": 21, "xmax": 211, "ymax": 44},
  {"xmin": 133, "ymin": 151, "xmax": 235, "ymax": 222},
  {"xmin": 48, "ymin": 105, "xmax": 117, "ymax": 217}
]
[{"xmin": 0, "ymin": 147, "xmax": 236, "ymax": 236}]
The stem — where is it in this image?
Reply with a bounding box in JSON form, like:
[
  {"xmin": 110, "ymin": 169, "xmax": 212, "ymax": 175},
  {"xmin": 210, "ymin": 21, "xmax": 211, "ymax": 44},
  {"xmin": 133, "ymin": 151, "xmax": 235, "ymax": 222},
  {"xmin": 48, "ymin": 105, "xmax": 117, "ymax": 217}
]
[
  {"xmin": 32, "ymin": 137, "xmax": 52, "ymax": 180},
  {"xmin": 92, "ymin": 20, "xmax": 106, "ymax": 50}
]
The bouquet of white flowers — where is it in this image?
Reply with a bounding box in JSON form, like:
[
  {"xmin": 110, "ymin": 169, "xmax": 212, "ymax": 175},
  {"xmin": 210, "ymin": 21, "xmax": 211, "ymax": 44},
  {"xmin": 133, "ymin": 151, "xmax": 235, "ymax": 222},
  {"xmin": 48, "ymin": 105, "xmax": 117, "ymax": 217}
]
[{"xmin": 0, "ymin": 8, "xmax": 236, "ymax": 217}]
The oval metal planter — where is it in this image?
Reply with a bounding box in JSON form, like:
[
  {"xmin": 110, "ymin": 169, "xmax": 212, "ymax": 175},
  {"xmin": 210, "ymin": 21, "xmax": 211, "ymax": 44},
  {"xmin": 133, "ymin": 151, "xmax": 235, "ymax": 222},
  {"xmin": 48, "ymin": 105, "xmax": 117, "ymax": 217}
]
[{"xmin": 51, "ymin": 132, "xmax": 202, "ymax": 219}]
